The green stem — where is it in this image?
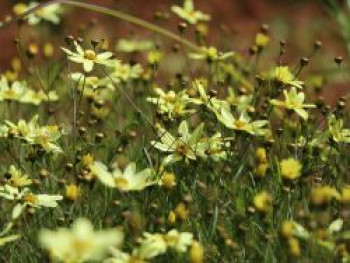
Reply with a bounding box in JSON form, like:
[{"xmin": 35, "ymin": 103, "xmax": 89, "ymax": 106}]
[{"xmin": 1, "ymin": 0, "xmax": 200, "ymax": 51}]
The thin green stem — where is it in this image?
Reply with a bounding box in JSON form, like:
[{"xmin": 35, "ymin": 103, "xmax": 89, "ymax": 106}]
[{"xmin": 1, "ymin": 0, "xmax": 200, "ymax": 52}]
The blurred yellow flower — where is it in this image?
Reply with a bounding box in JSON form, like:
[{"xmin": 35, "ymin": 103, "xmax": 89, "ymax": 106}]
[
  {"xmin": 39, "ymin": 218, "xmax": 124, "ymax": 262},
  {"xmin": 253, "ymin": 191, "xmax": 272, "ymax": 213},
  {"xmin": 280, "ymin": 158, "xmax": 302, "ymax": 180}
]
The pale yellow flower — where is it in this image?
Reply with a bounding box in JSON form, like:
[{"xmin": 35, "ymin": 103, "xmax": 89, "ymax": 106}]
[
  {"xmin": 13, "ymin": 2, "xmax": 62, "ymax": 25},
  {"xmin": 280, "ymin": 158, "xmax": 302, "ymax": 180},
  {"xmin": 39, "ymin": 218, "xmax": 124, "ymax": 262},
  {"xmin": 270, "ymin": 87, "xmax": 316, "ymax": 120},
  {"xmin": 273, "ymin": 66, "xmax": 304, "ymax": 89},
  {"xmin": 171, "ymin": 0, "xmax": 210, "ymax": 25},
  {"xmin": 61, "ymin": 41, "xmax": 115, "ymax": 72},
  {"xmin": 90, "ymin": 161, "xmax": 155, "ymax": 191}
]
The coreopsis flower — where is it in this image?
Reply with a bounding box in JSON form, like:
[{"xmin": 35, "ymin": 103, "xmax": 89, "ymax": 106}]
[
  {"xmin": 270, "ymin": 87, "xmax": 316, "ymax": 120},
  {"xmin": 253, "ymin": 191, "xmax": 272, "ymax": 213},
  {"xmin": 163, "ymin": 229, "xmax": 193, "ymax": 252},
  {"xmin": 117, "ymin": 39, "xmax": 154, "ymax": 53},
  {"xmin": 328, "ymin": 114, "xmax": 350, "ymax": 143},
  {"xmin": 198, "ymin": 133, "xmax": 231, "ymax": 161},
  {"xmin": 136, "ymin": 232, "xmax": 168, "ymax": 259},
  {"xmin": 0, "ymin": 184, "xmax": 62, "ymax": 208},
  {"xmin": 90, "ymin": 161, "xmax": 155, "ymax": 191},
  {"xmin": 6, "ymin": 165, "xmax": 32, "ymax": 187},
  {"xmin": 226, "ymin": 87, "xmax": 253, "ymax": 112},
  {"xmin": 26, "ymin": 124, "xmax": 63, "ymax": 153},
  {"xmin": 310, "ymin": 186, "xmax": 340, "ymax": 206},
  {"xmin": 13, "ymin": 2, "xmax": 62, "ymax": 25},
  {"xmin": 189, "ymin": 46, "xmax": 234, "ymax": 62},
  {"xmin": 65, "ymin": 184, "xmax": 81, "ymax": 201},
  {"xmin": 255, "ymin": 147, "xmax": 267, "ymax": 164},
  {"xmin": 152, "ymin": 121, "xmax": 205, "ymax": 166},
  {"xmin": 147, "ymin": 87, "xmax": 194, "ymax": 120},
  {"xmin": 255, "ymin": 163, "xmax": 268, "ymax": 178},
  {"xmin": 273, "ymin": 66, "xmax": 304, "ymax": 89},
  {"xmin": 189, "ymin": 241, "xmax": 204, "ymax": 263},
  {"xmin": 216, "ymin": 108, "xmax": 269, "ymax": 136},
  {"xmin": 340, "ymin": 187, "xmax": 350, "ymax": 204},
  {"xmin": 39, "ymin": 218, "xmax": 124, "ymax": 262},
  {"xmin": 188, "ymin": 80, "xmax": 230, "ymax": 112},
  {"xmin": 108, "ymin": 61, "xmax": 143, "ymax": 83},
  {"xmin": 61, "ymin": 41, "xmax": 115, "ymax": 72},
  {"xmin": 280, "ymin": 158, "xmax": 302, "ymax": 180},
  {"xmin": 0, "ymin": 76, "xmax": 26, "ymax": 102},
  {"xmin": 135, "ymin": 229, "xmax": 193, "ymax": 260},
  {"xmin": 288, "ymin": 238, "xmax": 301, "ymax": 257},
  {"xmin": 171, "ymin": 0, "xmax": 210, "ymax": 25},
  {"xmin": 255, "ymin": 33, "xmax": 270, "ymax": 49},
  {"xmin": 1, "ymin": 115, "xmax": 38, "ymax": 138},
  {"xmin": 20, "ymin": 89, "xmax": 59, "ymax": 105},
  {"xmin": 147, "ymin": 49, "xmax": 164, "ymax": 65},
  {"xmin": 159, "ymin": 172, "xmax": 176, "ymax": 190},
  {"xmin": 1, "ymin": 115, "xmax": 64, "ymax": 153},
  {"xmin": 280, "ymin": 220, "xmax": 309, "ymax": 239},
  {"xmin": 70, "ymin": 73, "xmax": 108, "ymax": 90}
]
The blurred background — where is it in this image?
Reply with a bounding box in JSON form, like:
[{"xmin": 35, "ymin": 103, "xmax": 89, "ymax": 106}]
[{"xmin": 0, "ymin": 0, "xmax": 349, "ymax": 103}]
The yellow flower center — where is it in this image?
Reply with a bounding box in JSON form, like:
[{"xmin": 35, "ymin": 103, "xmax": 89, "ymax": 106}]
[
  {"xmin": 115, "ymin": 177, "xmax": 129, "ymax": 189},
  {"xmin": 24, "ymin": 193, "xmax": 38, "ymax": 204},
  {"xmin": 176, "ymin": 143, "xmax": 188, "ymax": 156},
  {"xmin": 163, "ymin": 234, "xmax": 179, "ymax": 246},
  {"xmin": 234, "ymin": 120, "xmax": 246, "ymax": 129},
  {"xmin": 84, "ymin": 50, "xmax": 97, "ymax": 61},
  {"xmin": 72, "ymin": 239, "xmax": 91, "ymax": 253},
  {"xmin": 3, "ymin": 89, "xmax": 16, "ymax": 99}
]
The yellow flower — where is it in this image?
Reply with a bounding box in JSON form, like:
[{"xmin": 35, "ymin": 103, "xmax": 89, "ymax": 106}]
[
  {"xmin": 147, "ymin": 87, "xmax": 193, "ymax": 120},
  {"xmin": 167, "ymin": 211, "xmax": 177, "ymax": 225},
  {"xmin": 61, "ymin": 41, "xmax": 115, "ymax": 72},
  {"xmin": 189, "ymin": 46, "xmax": 234, "ymax": 62},
  {"xmin": 81, "ymin": 153, "xmax": 94, "ymax": 168},
  {"xmin": 13, "ymin": 2, "xmax": 62, "ymax": 25},
  {"xmin": 164, "ymin": 229, "xmax": 193, "ymax": 252},
  {"xmin": 281, "ymin": 221, "xmax": 294, "ymax": 239},
  {"xmin": 174, "ymin": 202, "xmax": 189, "ymax": 221},
  {"xmin": 171, "ymin": 0, "xmax": 210, "ymax": 25},
  {"xmin": 65, "ymin": 184, "xmax": 81, "ymax": 201},
  {"xmin": 39, "ymin": 218, "xmax": 124, "ymax": 262},
  {"xmin": 288, "ymin": 237, "xmax": 301, "ymax": 257},
  {"xmin": 160, "ymin": 172, "xmax": 176, "ymax": 190},
  {"xmin": 270, "ymin": 87, "xmax": 316, "ymax": 120},
  {"xmin": 136, "ymin": 232, "xmax": 167, "ymax": 259},
  {"xmin": 310, "ymin": 186, "xmax": 340, "ymax": 206},
  {"xmin": 216, "ymin": 108, "xmax": 269, "ymax": 136},
  {"xmin": 0, "ymin": 76, "xmax": 26, "ymax": 102},
  {"xmin": 280, "ymin": 158, "xmax": 302, "ymax": 180},
  {"xmin": 152, "ymin": 121, "xmax": 205, "ymax": 167},
  {"xmin": 340, "ymin": 187, "xmax": 350, "ymax": 204},
  {"xmin": 90, "ymin": 161, "xmax": 155, "ymax": 191},
  {"xmin": 255, "ymin": 33, "xmax": 270, "ymax": 48},
  {"xmin": 255, "ymin": 147, "xmax": 267, "ymax": 163},
  {"xmin": 190, "ymin": 241, "xmax": 204, "ymax": 263},
  {"xmin": 273, "ymin": 66, "xmax": 304, "ymax": 89},
  {"xmin": 7, "ymin": 165, "xmax": 32, "ymax": 187},
  {"xmin": 109, "ymin": 61, "xmax": 143, "ymax": 83},
  {"xmin": 328, "ymin": 114, "xmax": 350, "ymax": 143},
  {"xmin": 255, "ymin": 163, "xmax": 268, "ymax": 178},
  {"xmin": 253, "ymin": 191, "xmax": 272, "ymax": 213}
]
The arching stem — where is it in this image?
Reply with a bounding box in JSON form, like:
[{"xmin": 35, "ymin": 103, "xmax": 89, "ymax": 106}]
[{"xmin": 1, "ymin": 0, "xmax": 200, "ymax": 51}]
